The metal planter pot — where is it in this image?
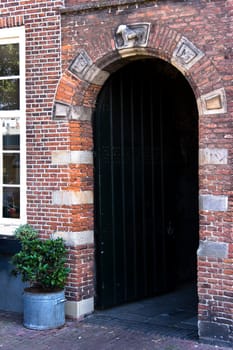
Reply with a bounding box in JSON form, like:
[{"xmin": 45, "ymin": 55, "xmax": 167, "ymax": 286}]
[{"xmin": 23, "ymin": 289, "xmax": 66, "ymax": 330}]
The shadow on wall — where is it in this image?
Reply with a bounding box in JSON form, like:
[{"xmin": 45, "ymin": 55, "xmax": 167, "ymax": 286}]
[{"xmin": 0, "ymin": 238, "xmax": 26, "ymax": 313}]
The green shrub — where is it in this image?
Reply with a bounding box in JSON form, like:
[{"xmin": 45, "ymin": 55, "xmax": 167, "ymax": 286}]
[{"xmin": 12, "ymin": 224, "xmax": 70, "ymax": 291}]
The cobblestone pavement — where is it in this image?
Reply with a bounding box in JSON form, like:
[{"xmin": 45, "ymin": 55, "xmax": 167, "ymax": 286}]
[{"xmin": 0, "ymin": 310, "xmax": 231, "ymax": 350}]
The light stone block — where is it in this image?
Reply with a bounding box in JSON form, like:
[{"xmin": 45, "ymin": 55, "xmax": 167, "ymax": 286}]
[
  {"xmin": 199, "ymin": 194, "xmax": 228, "ymax": 212},
  {"xmin": 51, "ymin": 151, "xmax": 70, "ymax": 164},
  {"xmin": 52, "ymin": 190, "xmax": 93, "ymax": 205},
  {"xmin": 199, "ymin": 148, "xmax": 228, "ymax": 165},
  {"xmin": 118, "ymin": 47, "xmax": 148, "ymax": 58},
  {"xmin": 84, "ymin": 64, "xmax": 109, "ymax": 85},
  {"xmin": 197, "ymin": 240, "xmax": 228, "ymax": 259},
  {"xmin": 53, "ymin": 230, "xmax": 94, "ymax": 247},
  {"xmin": 52, "ymin": 151, "xmax": 93, "ymax": 165},
  {"xmin": 65, "ymin": 297, "xmax": 94, "ymax": 319},
  {"xmin": 70, "ymin": 151, "xmax": 93, "ymax": 164},
  {"xmin": 69, "ymin": 106, "xmax": 92, "ymax": 121},
  {"xmin": 54, "ymin": 102, "xmax": 70, "ymax": 119}
]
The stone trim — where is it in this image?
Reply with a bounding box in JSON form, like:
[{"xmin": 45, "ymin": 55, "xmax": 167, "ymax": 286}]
[
  {"xmin": 197, "ymin": 240, "xmax": 228, "ymax": 259},
  {"xmin": 197, "ymin": 88, "xmax": 227, "ymax": 115},
  {"xmin": 118, "ymin": 47, "xmax": 148, "ymax": 58},
  {"xmin": 199, "ymin": 195, "xmax": 228, "ymax": 212},
  {"xmin": 65, "ymin": 297, "xmax": 94, "ymax": 319},
  {"xmin": 52, "ymin": 190, "xmax": 93, "ymax": 205},
  {"xmin": 53, "ymin": 230, "xmax": 94, "ymax": 247},
  {"xmin": 52, "ymin": 151, "xmax": 93, "ymax": 165},
  {"xmin": 61, "ymin": 0, "xmax": 157, "ymax": 14},
  {"xmin": 199, "ymin": 149, "xmax": 228, "ymax": 165}
]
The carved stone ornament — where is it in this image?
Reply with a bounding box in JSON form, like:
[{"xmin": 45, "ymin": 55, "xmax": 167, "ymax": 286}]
[
  {"xmin": 172, "ymin": 36, "xmax": 204, "ymax": 70},
  {"xmin": 115, "ymin": 23, "xmax": 151, "ymax": 49},
  {"xmin": 69, "ymin": 50, "xmax": 93, "ymax": 80}
]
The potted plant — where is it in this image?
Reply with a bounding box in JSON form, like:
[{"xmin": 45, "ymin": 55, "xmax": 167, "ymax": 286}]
[{"xmin": 11, "ymin": 224, "xmax": 70, "ymax": 330}]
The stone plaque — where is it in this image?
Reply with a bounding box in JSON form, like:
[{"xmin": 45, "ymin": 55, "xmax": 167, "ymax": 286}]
[
  {"xmin": 172, "ymin": 36, "xmax": 204, "ymax": 70},
  {"xmin": 176, "ymin": 42, "xmax": 197, "ymax": 64},
  {"xmin": 53, "ymin": 102, "xmax": 70, "ymax": 119},
  {"xmin": 69, "ymin": 50, "xmax": 92, "ymax": 79},
  {"xmin": 115, "ymin": 23, "xmax": 151, "ymax": 49},
  {"xmin": 198, "ymin": 88, "xmax": 227, "ymax": 115}
]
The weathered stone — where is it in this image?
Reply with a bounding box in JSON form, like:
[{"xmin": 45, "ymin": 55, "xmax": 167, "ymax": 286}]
[
  {"xmin": 84, "ymin": 64, "xmax": 109, "ymax": 85},
  {"xmin": 65, "ymin": 297, "xmax": 94, "ymax": 319},
  {"xmin": 69, "ymin": 50, "xmax": 109, "ymax": 85},
  {"xmin": 199, "ymin": 195, "xmax": 228, "ymax": 212},
  {"xmin": 51, "ymin": 151, "xmax": 70, "ymax": 164},
  {"xmin": 172, "ymin": 36, "xmax": 204, "ymax": 70},
  {"xmin": 118, "ymin": 47, "xmax": 148, "ymax": 58},
  {"xmin": 52, "ymin": 190, "xmax": 93, "ymax": 205},
  {"xmin": 69, "ymin": 106, "xmax": 92, "ymax": 121},
  {"xmin": 197, "ymin": 240, "xmax": 228, "ymax": 259},
  {"xmin": 69, "ymin": 50, "xmax": 93, "ymax": 80},
  {"xmin": 199, "ymin": 148, "xmax": 228, "ymax": 165},
  {"xmin": 54, "ymin": 102, "xmax": 71, "ymax": 119},
  {"xmin": 53, "ymin": 230, "xmax": 94, "ymax": 247},
  {"xmin": 51, "ymin": 151, "xmax": 93, "ymax": 165},
  {"xmin": 115, "ymin": 23, "xmax": 151, "ymax": 50},
  {"xmin": 70, "ymin": 151, "xmax": 93, "ymax": 164},
  {"xmin": 199, "ymin": 321, "xmax": 230, "ymax": 342}
]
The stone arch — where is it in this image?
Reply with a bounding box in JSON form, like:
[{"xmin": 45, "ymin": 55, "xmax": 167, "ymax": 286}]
[
  {"xmin": 53, "ymin": 24, "xmax": 227, "ymax": 119},
  {"xmin": 53, "ymin": 24, "xmax": 229, "ymax": 324}
]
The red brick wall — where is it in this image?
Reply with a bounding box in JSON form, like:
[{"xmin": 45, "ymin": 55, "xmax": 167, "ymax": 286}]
[{"xmin": 0, "ymin": 0, "xmax": 69, "ymax": 235}]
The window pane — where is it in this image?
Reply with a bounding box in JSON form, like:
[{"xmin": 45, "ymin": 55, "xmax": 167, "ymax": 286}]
[
  {"xmin": 3, "ymin": 187, "xmax": 20, "ymax": 218},
  {"xmin": 0, "ymin": 79, "xmax": 19, "ymax": 110},
  {"xmin": 3, "ymin": 154, "xmax": 20, "ymax": 184},
  {"xmin": 3, "ymin": 119, "xmax": 20, "ymax": 150},
  {"xmin": 0, "ymin": 44, "xmax": 19, "ymax": 76}
]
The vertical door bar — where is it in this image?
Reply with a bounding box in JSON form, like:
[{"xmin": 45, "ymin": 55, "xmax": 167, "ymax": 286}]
[
  {"xmin": 130, "ymin": 76, "xmax": 137, "ymax": 300},
  {"xmin": 140, "ymin": 81, "xmax": 147, "ymax": 296},
  {"xmin": 119, "ymin": 77, "xmax": 127, "ymax": 301},
  {"xmin": 109, "ymin": 82, "xmax": 117, "ymax": 305}
]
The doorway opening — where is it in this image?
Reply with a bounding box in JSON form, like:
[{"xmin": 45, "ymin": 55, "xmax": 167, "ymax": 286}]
[{"xmin": 93, "ymin": 58, "xmax": 199, "ymax": 314}]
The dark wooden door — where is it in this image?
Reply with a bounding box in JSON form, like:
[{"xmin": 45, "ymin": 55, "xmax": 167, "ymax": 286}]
[{"xmin": 94, "ymin": 60, "xmax": 180, "ymax": 309}]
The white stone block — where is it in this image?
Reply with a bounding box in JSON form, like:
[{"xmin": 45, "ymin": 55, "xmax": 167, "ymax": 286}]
[
  {"xmin": 199, "ymin": 194, "xmax": 228, "ymax": 212},
  {"xmin": 53, "ymin": 230, "xmax": 94, "ymax": 247},
  {"xmin": 199, "ymin": 148, "xmax": 228, "ymax": 165},
  {"xmin": 65, "ymin": 297, "xmax": 94, "ymax": 319},
  {"xmin": 52, "ymin": 190, "xmax": 93, "ymax": 205}
]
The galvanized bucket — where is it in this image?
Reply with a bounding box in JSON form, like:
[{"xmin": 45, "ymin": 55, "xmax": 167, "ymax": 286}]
[{"xmin": 23, "ymin": 289, "xmax": 66, "ymax": 330}]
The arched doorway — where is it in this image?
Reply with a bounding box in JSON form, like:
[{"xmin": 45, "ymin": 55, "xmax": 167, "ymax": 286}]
[{"xmin": 94, "ymin": 58, "xmax": 199, "ymax": 309}]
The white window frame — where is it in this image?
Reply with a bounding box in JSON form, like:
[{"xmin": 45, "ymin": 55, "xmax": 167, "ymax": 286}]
[{"xmin": 0, "ymin": 26, "xmax": 26, "ymax": 235}]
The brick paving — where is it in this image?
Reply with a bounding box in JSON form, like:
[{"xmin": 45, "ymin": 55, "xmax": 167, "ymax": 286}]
[{"xmin": 0, "ymin": 310, "xmax": 231, "ymax": 350}]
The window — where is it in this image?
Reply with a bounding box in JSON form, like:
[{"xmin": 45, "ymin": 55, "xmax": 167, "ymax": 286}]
[{"xmin": 0, "ymin": 27, "xmax": 26, "ymax": 235}]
